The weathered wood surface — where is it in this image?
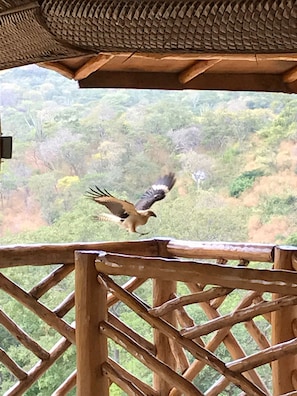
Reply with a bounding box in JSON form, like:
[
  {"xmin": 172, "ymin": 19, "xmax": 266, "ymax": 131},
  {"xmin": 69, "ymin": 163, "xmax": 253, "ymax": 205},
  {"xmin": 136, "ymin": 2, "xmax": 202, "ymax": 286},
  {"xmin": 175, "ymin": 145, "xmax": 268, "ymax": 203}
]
[
  {"xmin": 0, "ymin": 239, "xmax": 160, "ymax": 267},
  {"xmin": 52, "ymin": 370, "xmax": 76, "ymax": 396},
  {"xmin": 167, "ymin": 239, "xmax": 275, "ymax": 261},
  {"xmin": 108, "ymin": 312, "xmax": 156, "ymax": 355},
  {"xmin": 149, "ymin": 286, "xmax": 232, "ymax": 317},
  {"xmin": 54, "ymin": 291, "xmax": 75, "ymax": 318},
  {"xmin": 272, "ymin": 247, "xmax": 297, "ymax": 396},
  {"xmin": 101, "ymin": 273, "xmax": 266, "ymax": 396},
  {"xmin": 102, "ymin": 359, "xmax": 158, "ymax": 396},
  {"xmin": 29, "ymin": 264, "xmax": 74, "ymax": 299},
  {"xmin": 74, "ymin": 54, "xmax": 114, "ymax": 80},
  {"xmin": 0, "ymin": 239, "xmax": 279, "ymax": 266},
  {"xmin": 206, "ymin": 338, "xmax": 297, "ymax": 396},
  {"xmin": 178, "ymin": 59, "xmax": 220, "ymax": 84},
  {"xmin": 95, "ymin": 252, "xmax": 297, "ymax": 295},
  {"xmin": 107, "ymin": 276, "xmax": 146, "ymax": 307},
  {"xmin": 0, "ymin": 347, "xmax": 27, "ymax": 380},
  {"xmin": 101, "ymin": 321, "xmax": 203, "ymax": 396},
  {"xmin": 185, "ymin": 284, "xmax": 268, "ymax": 395},
  {"xmin": 182, "ymin": 295, "xmax": 297, "ymax": 338},
  {"xmin": 0, "ymin": 273, "xmax": 75, "ymax": 344},
  {"xmin": 75, "ymin": 252, "xmax": 109, "ymax": 396},
  {"xmin": 5, "ymin": 337, "xmax": 71, "ymax": 396},
  {"xmin": 0, "ymin": 309, "xmax": 49, "ymax": 360},
  {"xmin": 153, "ymin": 279, "xmax": 177, "ymax": 394},
  {"xmin": 244, "ymin": 320, "xmax": 270, "ymax": 351}
]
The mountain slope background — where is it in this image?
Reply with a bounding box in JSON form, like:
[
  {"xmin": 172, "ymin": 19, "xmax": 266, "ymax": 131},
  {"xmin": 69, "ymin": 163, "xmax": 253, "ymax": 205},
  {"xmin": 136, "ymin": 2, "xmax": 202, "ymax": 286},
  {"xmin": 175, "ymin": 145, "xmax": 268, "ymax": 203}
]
[
  {"xmin": 0, "ymin": 65, "xmax": 297, "ymax": 245},
  {"xmin": 1, "ymin": 65, "xmax": 297, "ymax": 395}
]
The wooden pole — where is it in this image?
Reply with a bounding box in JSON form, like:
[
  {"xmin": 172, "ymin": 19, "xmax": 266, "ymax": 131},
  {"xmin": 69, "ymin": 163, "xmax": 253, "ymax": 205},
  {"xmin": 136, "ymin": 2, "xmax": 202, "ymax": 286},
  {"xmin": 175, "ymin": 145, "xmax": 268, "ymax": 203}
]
[
  {"xmin": 153, "ymin": 279, "xmax": 177, "ymax": 394},
  {"xmin": 153, "ymin": 240, "xmax": 177, "ymax": 395},
  {"xmin": 271, "ymin": 246, "xmax": 297, "ymax": 396},
  {"xmin": 75, "ymin": 251, "xmax": 109, "ymax": 396}
]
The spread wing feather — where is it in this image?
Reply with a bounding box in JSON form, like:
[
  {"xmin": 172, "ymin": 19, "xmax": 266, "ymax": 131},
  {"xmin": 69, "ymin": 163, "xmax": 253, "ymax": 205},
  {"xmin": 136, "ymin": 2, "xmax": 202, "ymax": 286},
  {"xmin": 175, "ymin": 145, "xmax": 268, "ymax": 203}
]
[
  {"xmin": 85, "ymin": 186, "xmax": 137, "ymax": 218},
  {"xmin": 135, "ymin": 172, "xmax": 176, "ymax": 210}
]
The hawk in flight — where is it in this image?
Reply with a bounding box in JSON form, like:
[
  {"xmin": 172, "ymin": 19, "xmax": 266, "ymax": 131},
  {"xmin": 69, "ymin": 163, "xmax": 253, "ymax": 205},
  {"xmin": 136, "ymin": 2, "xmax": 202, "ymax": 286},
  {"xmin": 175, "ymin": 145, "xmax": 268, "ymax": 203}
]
[{"xmin": 86, "ymin": 173, "xmax": 176, "ymax": 235}]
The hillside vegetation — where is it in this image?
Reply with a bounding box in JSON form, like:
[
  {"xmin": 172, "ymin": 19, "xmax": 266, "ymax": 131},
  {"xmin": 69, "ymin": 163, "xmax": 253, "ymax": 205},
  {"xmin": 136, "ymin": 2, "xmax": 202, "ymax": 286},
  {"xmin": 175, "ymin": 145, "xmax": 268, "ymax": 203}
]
[
  {"xmin": 0, "ymin": 65, "xmax": 297, "ymax": 245},
  {"xmin": 1, "ymin": 66, "xmax": 297, "ymax": 395}
]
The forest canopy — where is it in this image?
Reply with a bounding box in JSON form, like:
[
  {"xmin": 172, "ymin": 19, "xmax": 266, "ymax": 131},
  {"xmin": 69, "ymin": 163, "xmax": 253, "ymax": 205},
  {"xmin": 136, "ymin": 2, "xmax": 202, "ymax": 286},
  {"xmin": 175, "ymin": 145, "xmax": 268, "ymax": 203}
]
[
  {"xmin": 0, "ymin": 65, "xmax": 297, "ymax": 395},
  {"xmin": 1, "ymin": 65, "xmax": 297, "ymax": 245}
]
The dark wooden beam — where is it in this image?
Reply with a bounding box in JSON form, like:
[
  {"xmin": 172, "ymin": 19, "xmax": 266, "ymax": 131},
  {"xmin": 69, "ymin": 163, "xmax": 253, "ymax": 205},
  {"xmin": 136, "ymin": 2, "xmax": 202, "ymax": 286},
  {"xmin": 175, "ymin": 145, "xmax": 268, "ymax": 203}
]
[{"xmin": 79, "ymin": 71, "xmax": 293, "ymax": 93}]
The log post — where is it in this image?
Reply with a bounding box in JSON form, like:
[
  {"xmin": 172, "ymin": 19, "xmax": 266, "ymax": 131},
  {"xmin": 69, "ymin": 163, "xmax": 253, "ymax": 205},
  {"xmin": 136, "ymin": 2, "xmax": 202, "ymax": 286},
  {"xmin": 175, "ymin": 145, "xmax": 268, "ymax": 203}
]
[
  {"xmin": 271, "ymin": 246, "xmax": 297, "ymax": 396},
  {"xmin": 75, "ymin": 251, "xmax": 109, "ymax": 396},
  {"xmin": 153, "ymin": 239, "xmax": 177, "ymax": 395}
]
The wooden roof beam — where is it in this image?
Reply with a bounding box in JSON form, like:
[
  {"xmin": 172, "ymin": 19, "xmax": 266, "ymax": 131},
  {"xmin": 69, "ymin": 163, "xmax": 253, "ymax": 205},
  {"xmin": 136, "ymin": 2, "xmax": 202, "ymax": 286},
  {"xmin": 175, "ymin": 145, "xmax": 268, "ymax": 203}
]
[
  {"xmin": 74, "ymin": 53, "xmax": 114, "ymax": 81},
  {"xmin": 283, "ymin": 65, "xmax": 297, "ymax": 84},
  {"xmin": 38, "ymin": 62, "xmax": 75, "ymax": 79},
  {"xmin": 132, "ymin": 52, "xmax": 297, "ymax": 62},
  {"xmin": 179, "ymin": 59, "xmax": 221, "ymax": 84}
]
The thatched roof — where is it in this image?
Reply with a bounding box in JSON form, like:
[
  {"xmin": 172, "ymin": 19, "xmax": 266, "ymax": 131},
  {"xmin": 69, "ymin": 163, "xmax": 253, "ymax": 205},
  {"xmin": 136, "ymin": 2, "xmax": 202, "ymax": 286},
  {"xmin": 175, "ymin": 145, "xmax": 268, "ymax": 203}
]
[{"xmin": 1, "ymin": 0, "xmax": 297, "ymax": 92}]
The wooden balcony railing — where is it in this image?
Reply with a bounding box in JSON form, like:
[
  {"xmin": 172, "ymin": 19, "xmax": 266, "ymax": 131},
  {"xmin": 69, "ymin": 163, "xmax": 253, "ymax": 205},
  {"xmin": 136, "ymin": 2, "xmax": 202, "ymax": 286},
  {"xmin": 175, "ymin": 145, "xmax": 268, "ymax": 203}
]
[{"xmin": 0, "ymin": 239, "xmax": 297, "ymax": 395}]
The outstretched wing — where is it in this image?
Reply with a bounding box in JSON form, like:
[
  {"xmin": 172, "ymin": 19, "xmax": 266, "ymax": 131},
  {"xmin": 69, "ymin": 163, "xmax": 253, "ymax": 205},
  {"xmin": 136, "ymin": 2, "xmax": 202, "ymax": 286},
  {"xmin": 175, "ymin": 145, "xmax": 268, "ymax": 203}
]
[
  {"xmin": 85, "ymin": 187, "xmax": 137, "ymax": 219},
  {"xmin": 135, "ymin": 172, "xmax": 176, "ymax": 210}
]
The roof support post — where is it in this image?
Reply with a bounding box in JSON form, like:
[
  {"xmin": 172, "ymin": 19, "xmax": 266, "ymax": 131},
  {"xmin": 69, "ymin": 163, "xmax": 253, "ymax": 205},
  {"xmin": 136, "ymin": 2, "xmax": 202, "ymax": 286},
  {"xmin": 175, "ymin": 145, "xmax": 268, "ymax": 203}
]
[
  {"xmin": 153, "ymin": 278, "xmax": 177, "ymax": 395},
  {"xmin": 75, "ymin": 251, "xmax": 109, "ymax": 396},
  {"xmin": 271, "ymin": 246, "xmax": 297, "ymax": 396}
]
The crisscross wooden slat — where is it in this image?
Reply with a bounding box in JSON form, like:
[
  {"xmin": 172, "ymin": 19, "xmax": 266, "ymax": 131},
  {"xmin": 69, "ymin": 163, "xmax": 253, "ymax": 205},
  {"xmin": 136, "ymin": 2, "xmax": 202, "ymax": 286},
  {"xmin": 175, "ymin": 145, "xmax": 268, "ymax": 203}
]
[
  {"xmin": 100, "ymin": 272, "xmax": 267, "ymax": 396},
  {"xmin": 182, "ymin": 295, "xmax": 297, "ymax": 338},
  {"xmin": 0, "ymin": 309, "xmax": 49, "ymax": 360},
  {"xmin": 7, "ymin": 337, "xmax": 72, "ymax": 396},
  {"xmin": 100, "ymin": 321, "xmax": 203, "ymax": 396},
  {"xmin": 0, "ymin": 273, "xmax": 75, "ymax": 344},
  {"xmin": 29, "ymin": 264, "xmax": 74, "ymax": 299},
  {"xmin": 0, "ymin": 347, "xmax": 27, "ymax": 380},
  {"xmin": 206, "ymin": 338, "xmax": 297, "ymax": 395},
  {"xmin": 52, "ymin": 370, "xmax": 76, "ymax": 396},
  {"xmin": 149, "ymin": 286, "xmax": 232, "ymax": 316},
  {"xmin": 103, "ymin": 359, "xmax": 158, "ymax": 396}
]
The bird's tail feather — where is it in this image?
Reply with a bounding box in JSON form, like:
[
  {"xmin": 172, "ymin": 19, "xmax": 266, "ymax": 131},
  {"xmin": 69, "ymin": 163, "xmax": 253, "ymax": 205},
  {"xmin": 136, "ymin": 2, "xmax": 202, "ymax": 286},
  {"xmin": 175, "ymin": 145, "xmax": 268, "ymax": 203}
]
[{"xmin": 93, "ymin": 213, "xmax": 122, "ymax": 224}]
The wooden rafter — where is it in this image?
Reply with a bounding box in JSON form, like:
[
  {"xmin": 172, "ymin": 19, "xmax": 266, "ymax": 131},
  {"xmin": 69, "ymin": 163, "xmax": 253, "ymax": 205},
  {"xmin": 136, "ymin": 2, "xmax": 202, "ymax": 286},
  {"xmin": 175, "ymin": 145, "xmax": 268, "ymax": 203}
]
[
  {"xmin": 74, "ymin": 53, "xmax": 114, "ymax": 80},
  {"xmin": 178, "ymin": 59, "xmax": 221, "ymax": 84},
  {"xmin": 38, "ymin": 62, "xmax": 75, "ymax": 79},
  {"xmin": 284, "ymin": 65, "xmax": 297, "ymax": 83}
]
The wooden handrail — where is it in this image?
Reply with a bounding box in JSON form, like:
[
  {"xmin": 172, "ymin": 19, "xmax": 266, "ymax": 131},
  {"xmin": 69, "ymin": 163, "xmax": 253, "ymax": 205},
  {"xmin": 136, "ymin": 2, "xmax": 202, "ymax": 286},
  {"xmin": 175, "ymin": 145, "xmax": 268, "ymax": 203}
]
[
  {"xmin": 0, "ymin": 239, "xmax": 279, "ymax": 267},
  {"xmin": 0, "ymin": 239, "xmax": 160, "ymax": 268},
  {"xmin": 166, "ymin": 239, "xmax": 275, "ymax": 262}
]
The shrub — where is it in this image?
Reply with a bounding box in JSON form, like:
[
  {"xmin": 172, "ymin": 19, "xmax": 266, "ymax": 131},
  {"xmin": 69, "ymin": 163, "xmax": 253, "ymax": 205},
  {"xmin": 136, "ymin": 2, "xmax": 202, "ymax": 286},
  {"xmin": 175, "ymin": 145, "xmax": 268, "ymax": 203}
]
[{"xmin": 229, "ymin": 169, "xmax": 264, "ymax": 197}]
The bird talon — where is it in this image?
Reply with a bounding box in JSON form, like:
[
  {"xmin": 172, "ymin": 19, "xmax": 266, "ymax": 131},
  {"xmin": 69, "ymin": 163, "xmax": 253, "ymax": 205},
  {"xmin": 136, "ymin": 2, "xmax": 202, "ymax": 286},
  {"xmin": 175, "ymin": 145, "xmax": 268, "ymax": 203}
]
[{"xmin": 137, "ymin": 231, "xmax": 149, "ymax": 236}]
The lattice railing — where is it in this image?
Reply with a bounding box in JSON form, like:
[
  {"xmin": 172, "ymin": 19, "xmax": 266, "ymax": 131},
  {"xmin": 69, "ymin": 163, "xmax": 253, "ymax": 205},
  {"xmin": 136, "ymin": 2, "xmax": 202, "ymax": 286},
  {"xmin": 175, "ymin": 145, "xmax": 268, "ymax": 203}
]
[
  {"xmin": 1, "ymin": 239, "xmax": 297, "ymax": 395},
  {"xmin": 0, "ymin": 240, "xmax": 158, "ymax": 396},
  {"xmin": 75, "ymin": 240, "xmax": 297, "ymax": 396},
  {"xmin": 0, "ymin": 263, "xmax": 76, "ymax": 395}
]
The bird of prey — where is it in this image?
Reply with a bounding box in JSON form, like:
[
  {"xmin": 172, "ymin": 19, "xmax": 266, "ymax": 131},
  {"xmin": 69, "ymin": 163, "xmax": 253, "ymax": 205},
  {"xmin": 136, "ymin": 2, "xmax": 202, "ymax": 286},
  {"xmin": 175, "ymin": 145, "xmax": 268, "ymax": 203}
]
[{"xmin": 86, "ymin": 173, "xmax": 176, "ymax": 235}]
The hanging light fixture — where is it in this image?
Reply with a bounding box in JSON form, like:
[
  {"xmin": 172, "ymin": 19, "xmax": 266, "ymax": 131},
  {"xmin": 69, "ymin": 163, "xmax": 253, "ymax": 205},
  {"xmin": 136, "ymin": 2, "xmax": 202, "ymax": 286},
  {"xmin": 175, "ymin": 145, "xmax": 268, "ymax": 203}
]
[{"xmin": 0, "ymin": 118, "xmax": 12, "ymax": 165}]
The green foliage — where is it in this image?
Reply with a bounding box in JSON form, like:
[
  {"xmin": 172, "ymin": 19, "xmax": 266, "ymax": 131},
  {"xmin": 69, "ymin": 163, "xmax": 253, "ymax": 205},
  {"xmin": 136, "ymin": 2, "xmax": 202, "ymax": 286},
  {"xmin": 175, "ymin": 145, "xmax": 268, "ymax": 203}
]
[
  {"xmin": 198, "ymin": 109, "xmax": 271, "ymax": 151},
  {"xmin": 229, "ymin": 169, "xmax": 264, "ymax": 198},
  {"xmin": 285, "ymin": 233, "xmax": 297, "ymax": 246},
  {"xmin": 0, "ymin": 65, "xmax": 297, "ymax": 394},
  {"xmin": 259, "ymin": 195, "xmax": 297, "ymax": 223}
]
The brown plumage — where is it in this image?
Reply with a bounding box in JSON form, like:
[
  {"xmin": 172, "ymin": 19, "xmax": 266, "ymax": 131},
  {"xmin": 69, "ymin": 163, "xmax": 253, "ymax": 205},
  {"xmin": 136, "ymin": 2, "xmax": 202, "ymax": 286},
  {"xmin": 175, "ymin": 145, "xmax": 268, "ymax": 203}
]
[{"xmin": 86, "ymin": 173, "xmax": 176, "ymax": 235}]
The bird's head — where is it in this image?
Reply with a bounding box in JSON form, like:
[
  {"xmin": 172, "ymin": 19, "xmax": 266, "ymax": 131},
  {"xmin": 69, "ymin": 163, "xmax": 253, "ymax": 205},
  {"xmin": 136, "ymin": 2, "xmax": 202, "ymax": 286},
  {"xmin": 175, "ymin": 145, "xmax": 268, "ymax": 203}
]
[{"xmin": 147, "ymin": 210, "xmax": 157, "ymax": 218}]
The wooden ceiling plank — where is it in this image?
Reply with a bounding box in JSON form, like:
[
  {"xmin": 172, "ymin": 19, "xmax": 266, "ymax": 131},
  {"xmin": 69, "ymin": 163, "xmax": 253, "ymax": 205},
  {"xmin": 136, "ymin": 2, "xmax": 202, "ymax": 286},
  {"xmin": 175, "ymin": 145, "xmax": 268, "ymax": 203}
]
[
  {"xmin": 283, "ymin": 65, "xmax": 297, "ymax": 83},
  {"xmin": 38, "ymin": 62, "xmax": 75, "ymax": 79},
  {"xmin": 179, "ymin": 59, "xmax": 221, "ymax": 84},
  {"xmin": 74, "ymin": 54, "xmax": 114, "ymax": 81}
]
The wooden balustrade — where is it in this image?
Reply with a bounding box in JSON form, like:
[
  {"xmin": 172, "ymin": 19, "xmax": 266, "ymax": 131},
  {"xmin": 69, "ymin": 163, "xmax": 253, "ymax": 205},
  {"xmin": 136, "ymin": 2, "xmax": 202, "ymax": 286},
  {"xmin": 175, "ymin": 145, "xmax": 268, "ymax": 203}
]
[{"xmin": 0, "ymin": 238, "xmax": 296, "ymax": 395}]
